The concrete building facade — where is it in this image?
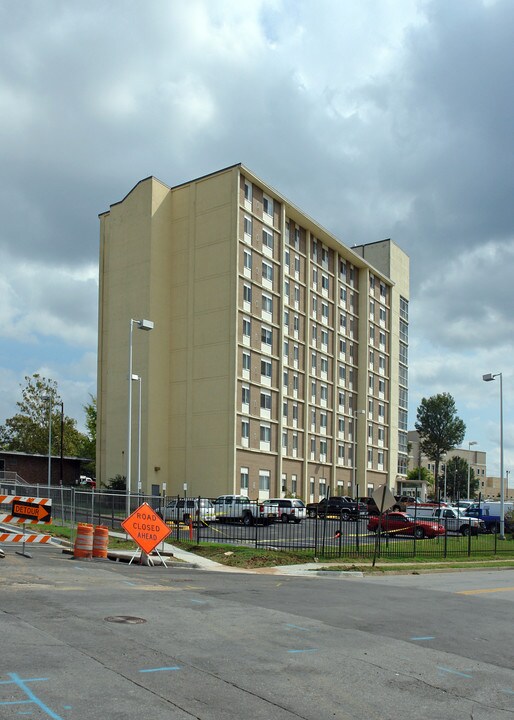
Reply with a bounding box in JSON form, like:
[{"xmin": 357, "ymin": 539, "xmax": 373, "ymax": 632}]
[{"xmin": 98, "ymin": 165, "xmax": 410, "ymax": 501}]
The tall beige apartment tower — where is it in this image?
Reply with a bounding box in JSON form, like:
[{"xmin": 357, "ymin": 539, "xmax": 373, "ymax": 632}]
[{"xmin": 98, "ymin": 164, "xmax": 410, "ymax": 501}]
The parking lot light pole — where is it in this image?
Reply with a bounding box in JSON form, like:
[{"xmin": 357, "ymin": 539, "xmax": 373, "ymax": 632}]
[
  {"xmin": 467, "ymin": 441, "xmax": 477, "ymax": 500},
  {"xmin": 352, "ymin": 410, "xmax": 365, "ymax": 499},
  {"xmin": 483, "ymin": 372, "xmax": 504, "ymax": 539},
  {"xmin": 44, "ymin": 395, "xmax": 52, "ymax": 490},
  {"xmin": 127, "ymin": 318, "xmax": 154, "ymax": 518},
  {"xmin": 131, "ymin": 374, "xmax": 142, "ymax": 495}
]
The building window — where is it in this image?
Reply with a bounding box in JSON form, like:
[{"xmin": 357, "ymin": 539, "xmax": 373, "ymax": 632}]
[
  {"xmin": 379, "ymin": 307, "xmax": 386, "ymax": 325},
  {"xmin": 242, "ymin": 384, "xmax": 250, "ymax": 406},
  {"xmin": 400, "ymin": 319, "xmax": 408, "ymax": 343},
  {"xmin": 282, "ymin": 432, "xmax": 288, "ymax": 450},
  {"xmin": 291, "ymin": 475, "xmax": 297, "ymax": 495},
  {"xmin": 240, "ymin": 466, "xmax": 249, "ymax": 491},
  {"xmin": 261, "ymin": 326, "xmax": 272, "ymax": 347},
  {"xmin": 243, "ymin": 284, "xmax": 252, "ymax": 305},
  {"xmin": 242, "ymin": 316, "xmax": 251, "ymax": 339},
  {"xmin": 400, "ymin": 296, "xmax": 409, "ymax": 321},
  {"xmin": 243, "ymin": 249, "xmax": 252, "ymax": 273},
  {"xmin": 244, "ymin": 216, "xmax": 252, "ymax": 238},
  {"xmin": 244, "ymin": 181, "xmax": 252, "ymax": 203},
  {"xmin": 321, "ymin": 302, "xmax": 329, "ymax": 322},
  {"xmin": 338, "ymin": 417, "xmax": 345, "ymax": 434},
  {"xmin": 262, "ymin": 228, "xmax": 273, "ymax": 251},
  {"xmin": 320, "ymin": 440, "xmax": 327, "ymax": 458},
  {"xmin": 283, "ymin": 370, "xmax": 288, "ymax": 389},
  {"xmin": 261, "ymin": 293, "xmax": 272, "ymax": 316},
  {"xmin": 321, "ymin": 357, "xmax": 328, "ymax": 374},
  {"xmin": 321, "ymin": 274, "xmax": 329, "ymax": 291},
  {"xmin": 242, "ymin": 351, "xmax": 251, "ymax": 373},
  {"xmin": 259, "ymin": 470, "xmax": 271, "ymax": 492},
  {"xmin": 263, "ymin": 194, "xmax": 274, "ymax": 217},
  {"xmin": 399, "ymin": 342, "xmax": 408, "ymax": 365},
  {"xmin": 294, "ymin": 255, "xmax": 300, "ymax": 274},
  {"xmin": 261, "ymin": 358, "xmax": 272, "ymax": 380},
  {"xmin": 262, "ymin": 261, "xmax": 273, "ymax": 283},
  {"xmin": 260, "ymin": 424, "xmax": 271, "ymax": 443},
  {"xmin": 320, "ymin": 384, "xmax": 328, "ymax": 402},
  {"xmin": 260, "ymin": 390, "xmax": 272, "ymax": 411},
  {"xmin": 292, "ymin": 433, "xmax": 298, "ymax": 451},
  {"xmin": 241, "ymin": 419, "xmax": 249, "ymax": 440},
  {"xmin": 320, "ymin": 412, "xmax": 327, "ymax": 430}
]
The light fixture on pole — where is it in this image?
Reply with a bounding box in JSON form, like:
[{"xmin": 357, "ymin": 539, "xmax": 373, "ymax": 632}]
[
  {"xmin": 352, "ymin": 409, "xmax": 365, "ymax": 498},
  {"xmin": 467, "ymin": 441, "xmax": 477, "ymax": 500},
  {"xmin": 132, "ymin": 374, "xmax": 142, "ymax": 495},
  {"xmin": 44, "ymin": 395, "xmax": 52, "ymax": 490},
  {"xmin": 483, "ymin": 372, "xmax": 504, "ymax": 539},
  {"xmin": 127, "ymin": 318, "xmax": 154, "ymax": 518}
]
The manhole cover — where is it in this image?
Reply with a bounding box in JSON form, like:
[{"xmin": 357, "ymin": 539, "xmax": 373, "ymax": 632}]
[{"xmin": 104, "ymin": 616, "xmax": 146, "ymax": 624}]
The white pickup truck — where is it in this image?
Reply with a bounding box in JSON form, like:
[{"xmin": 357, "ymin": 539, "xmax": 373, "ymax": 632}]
[
  {"xmin": 213, "ymin": 495, "xmax": 279, "ymax": 526},
  {"xmin": 406, "ymin": 506, "xmax": 484, "ymax": 535}
]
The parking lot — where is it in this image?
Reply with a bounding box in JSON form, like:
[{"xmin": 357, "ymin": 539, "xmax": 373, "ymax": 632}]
[{"xmin": 1, "ymin": 544, "xmax": 514, "ymax": 719}]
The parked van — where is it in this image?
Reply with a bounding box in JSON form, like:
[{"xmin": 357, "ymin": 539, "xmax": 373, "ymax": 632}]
[{"xmin": 466, "ymin": 501, "xmax": 514, "ymax": 533}]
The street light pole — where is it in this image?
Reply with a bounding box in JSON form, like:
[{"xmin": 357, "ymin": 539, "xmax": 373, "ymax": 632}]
[
  {"xmin": 46, "ymin": 395, "xmax": 52, "ymax": 490},
  {"xmin": 352, "ymin": 410, "xmax": 365, "ymax": 498},
  {"xmin": 467, "ymin": 440, "xmax": 477, "ymax": 499},
  {"xmin": 483, "ymin": 372, "xmax": 504, "ymax": 539},
  {"xmin": 127, "ymin": 318, "xmax": 154, "ymax": 518},
  {"xmin": 60, "ymin": 401, "xmax": 64, "ymax": 486},
  {"xmin": 132, "ymin": 374, "xmax": 142, "ymax": 495}
]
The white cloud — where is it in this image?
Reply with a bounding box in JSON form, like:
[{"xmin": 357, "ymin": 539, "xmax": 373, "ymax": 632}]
[{"xmin": 0, "ymin": 0, "xmax": 513, "ymax": 476}]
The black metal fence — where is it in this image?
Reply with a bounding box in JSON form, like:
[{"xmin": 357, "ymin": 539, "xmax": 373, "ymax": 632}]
[{"xmin": 1, "ymin": 482, "xmax": 512, "ymax": 559}]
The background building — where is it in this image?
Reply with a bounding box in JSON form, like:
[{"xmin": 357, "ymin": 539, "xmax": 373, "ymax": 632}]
[
  {"xmin": 408, "ymin": 430, "xmax": 487, "ymax": 498},
  {"xmin": 98, "ymin": 165, "xmax": 409, "ymax": 500}
]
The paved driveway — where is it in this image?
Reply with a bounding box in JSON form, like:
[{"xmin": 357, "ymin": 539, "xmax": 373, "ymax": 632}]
[{"xmin": 1, "ymin": 545, "xmax": 513, "ymax": 719}]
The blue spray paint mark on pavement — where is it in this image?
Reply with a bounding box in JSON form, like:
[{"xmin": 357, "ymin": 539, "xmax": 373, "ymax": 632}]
[
  {"xmin": 285, "ymin": 623, "xmax": 310, "ymax": 631},
  {"xmin": 139, "ymin": 666, "xmax": 181, "ymax": 673},
  {"xmin": 190, "ymin": 599, "xmax": 206, "ymax": 604},
  {"xmin": 437, "ymin": 666, "xmax": 473, "ymax": 679},
  {"xmin": 0, "ymin": 674, "xmax": 63, "ymax": 720},
  {"xmin": 287, "ymin": 649, "xmax": 318, "ymax": 654},
  {"xmin": 411, "ymin": 636, "xmax": 435, "ymax": 641}
]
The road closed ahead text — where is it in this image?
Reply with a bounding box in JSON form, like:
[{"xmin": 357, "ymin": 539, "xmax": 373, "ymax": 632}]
[{"xmin": 121, "ymin": 503, "xmax": 171, "ymax": 554}]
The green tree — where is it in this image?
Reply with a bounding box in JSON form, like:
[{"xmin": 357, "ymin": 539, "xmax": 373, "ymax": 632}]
[
  {"xmin": 0, "ymin": 374, "xmax": 86, "ymax": 457},
  {"xmin": 103, "ymin": 474, "xmax": 126, "ymax": 491},
  {"xmin": 415, "ymin": 393, "xmax": 466, "ymax": 499},
  {"xmin": 407, "ymin": 466, "xmax": 434, "ymax": 487},
  {"xmin": 78, "ymin": 395, "xmax": 96, "ymax": 476},
  {"xmin": 440, "ymin": 456, "xmax": 477, "ymax": 500}
]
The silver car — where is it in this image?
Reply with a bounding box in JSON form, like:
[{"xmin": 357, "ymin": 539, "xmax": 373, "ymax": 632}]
[{"xmin": 157, "ymin": 498, "xmax": 216, "ymax": 524}]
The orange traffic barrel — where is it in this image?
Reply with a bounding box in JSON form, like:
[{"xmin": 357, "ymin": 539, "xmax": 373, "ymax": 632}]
[
  {"xmin": 93, "ymin": 525, "xmax": 109, "ymax": 559},
  {"xmin": 74, "ymin": 523, "xmax": 93, "ymax": 559}
]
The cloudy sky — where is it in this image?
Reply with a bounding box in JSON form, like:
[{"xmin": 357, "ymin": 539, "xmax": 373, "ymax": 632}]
[{"xmin": 1, "ymin": 0, "xmax": 512, "ymax": 478}]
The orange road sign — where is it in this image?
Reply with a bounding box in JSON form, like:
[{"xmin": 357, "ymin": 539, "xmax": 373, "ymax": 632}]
[
  {"xmin": 121, "ymin": 502, "xmax": 171, "ymax": 555},
  {"xmin": 12, "ymin": 500, "xmax": 52, "ymax": 523}
]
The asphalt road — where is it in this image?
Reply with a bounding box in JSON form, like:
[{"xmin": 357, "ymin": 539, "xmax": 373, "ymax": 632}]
[{"xmin": 1, "ymin": 545, "xmax": 513, "ymax": 719}]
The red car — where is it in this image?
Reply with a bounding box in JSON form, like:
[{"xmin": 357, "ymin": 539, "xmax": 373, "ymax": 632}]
[{"xmin": 367, "ymin": 512, "xmax": 445, "ymax": 539}]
